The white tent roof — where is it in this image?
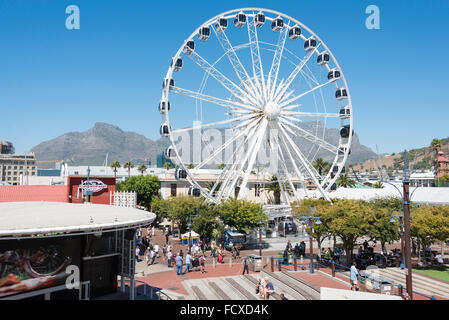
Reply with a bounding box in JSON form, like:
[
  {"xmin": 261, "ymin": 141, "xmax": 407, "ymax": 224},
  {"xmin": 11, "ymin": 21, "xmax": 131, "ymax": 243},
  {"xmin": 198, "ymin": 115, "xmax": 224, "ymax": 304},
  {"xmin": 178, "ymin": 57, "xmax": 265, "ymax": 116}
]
[
  {"xmin": 181, "ymin": 231, "xmax": 199, "ymax": 238},
  {"xmin": 0, "ymin": 202, "xmax": 156, "ymax": 237}
]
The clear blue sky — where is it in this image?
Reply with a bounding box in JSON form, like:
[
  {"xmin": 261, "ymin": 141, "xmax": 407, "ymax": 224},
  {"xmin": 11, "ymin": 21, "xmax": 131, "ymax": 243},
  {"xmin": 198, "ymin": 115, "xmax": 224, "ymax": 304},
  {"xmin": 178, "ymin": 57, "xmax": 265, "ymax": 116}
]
[{"xmin": 1, "ymin": 0, "xmax": 448, "ymax": 155}]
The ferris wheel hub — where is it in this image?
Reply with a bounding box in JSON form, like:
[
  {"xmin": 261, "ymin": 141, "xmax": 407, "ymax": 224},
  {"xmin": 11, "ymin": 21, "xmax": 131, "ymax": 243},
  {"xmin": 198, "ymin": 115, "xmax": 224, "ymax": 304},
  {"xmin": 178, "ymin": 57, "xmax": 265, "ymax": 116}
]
[{"xmin": 264, "ymin": 101, "xmax": 280, "ymax": 120}]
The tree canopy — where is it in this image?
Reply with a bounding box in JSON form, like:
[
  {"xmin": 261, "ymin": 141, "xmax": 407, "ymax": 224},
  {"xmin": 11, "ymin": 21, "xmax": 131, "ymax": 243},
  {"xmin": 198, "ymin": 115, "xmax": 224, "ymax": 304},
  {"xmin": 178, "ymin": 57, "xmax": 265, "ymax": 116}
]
[{"xmin": 116, "ymin": 175, "xmax": 159, "ymax": 208}]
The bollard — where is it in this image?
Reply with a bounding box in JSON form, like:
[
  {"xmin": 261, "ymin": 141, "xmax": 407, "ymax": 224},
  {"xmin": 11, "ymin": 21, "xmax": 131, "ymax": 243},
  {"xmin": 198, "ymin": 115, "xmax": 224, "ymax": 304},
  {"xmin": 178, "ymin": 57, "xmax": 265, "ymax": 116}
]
[
  {"xmin": 294, "ymin": 258, "xmax": 297, "ymax": 271},
  {"xmin": 271, "ymin": 257, "xmax": 274, "ymax": 272},
  {"xmin": 331, "ymin": 262, "xmax": 335, "ymax": 277},
  {"xmin": 278, "ymin": 258, "xmax": 281, "ymax": 272},
  {"xmin": 300, "ymin": 255, "xmax": 304, "ymax": 264},
  {"xmin": 316, "ymin": 256, "xmax": 320, "ymax": 270}
]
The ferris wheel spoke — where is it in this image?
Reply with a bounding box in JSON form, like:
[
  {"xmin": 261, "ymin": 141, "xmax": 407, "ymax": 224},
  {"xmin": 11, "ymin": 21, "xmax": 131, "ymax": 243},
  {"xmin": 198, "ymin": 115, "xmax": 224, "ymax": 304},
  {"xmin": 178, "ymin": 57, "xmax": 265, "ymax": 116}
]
[
  {"xmin": 217, "ymin": 118, "xmax": 262, "ymax": 200},
  {"xmin": 279, "ymin": 80, "xmax": 333, "ymax": 109},
  {"xmin": 278, "ymin": 124, "xmax": 331, "ymax": 201},
  {"xmin": 247, "ymin": 14, "xmax": 266, "ymax": 100},
  {"xmin": 277, "ymin": 141, "xmax": 301, "ymax": 201},
  {"xmin": 282, "ymin": 110, "xmax": 340, "ymax": 118},
  {"xmin": 171, "ymin": 114, "xmax": 256, "ymax": 135},
  {"xmin": 211, "ymin": 25, "xmax": 261, "ymax": 103},
  {"xmin": 237, "ymin": 118, "xmax": 268, "ymax": 200},
  {"xmin": 171, "ymin": 86, "xmax": 256, "ymax": 112},
  {"xmin": 267, "ymin": 24, "xmax": 289, "ymax": 100},
  {"xmin": 278, "ymin": 116, "xmax": 339, "ymax": 154},
  {"xmin": 194, "ymin": 117, "xmax": 260, "ymax": 170},
  {"xmin": 188, "ymin": 51, "xmax": 259, "ymax": 106},
  {"xmin": 274, "ymin": 43, "xmax": 321, "ymax": 103}
]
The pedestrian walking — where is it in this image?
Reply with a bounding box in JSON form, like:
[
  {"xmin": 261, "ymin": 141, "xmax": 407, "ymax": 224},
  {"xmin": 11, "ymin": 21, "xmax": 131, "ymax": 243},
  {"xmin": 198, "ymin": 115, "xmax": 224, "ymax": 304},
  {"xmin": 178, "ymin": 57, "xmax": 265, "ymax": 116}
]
[
  {"xmin": 148, "ymin": 248, "xmax": 156, "ymax": 266},
  {"xmin": 175, "ymin": 253, "xmax": 183, "ymax": 275},
  {"xmin": 184, "ymin": 252, "xmax": 192, "ymax": 274},
  {"xmin": 165, "ymin": 229, "xmax": 169, "ymax": 244},
  {"xmin": 350, "ymin": 261, "xmax": 359, "ymax": 291},
  {"xmin": 199, "ymin": 255, "xmax": 206, "ymax": 274},
  {"xmin": 152, "ymin": 226, "xmax": 155, "ymax": 237},
  {"xmin": 162, "ymin": 244, "xmax": 167, "ymax": 260},
  {"xmin": 242, "ymin": 256, "xmax": 250, "ymax": 275},
  {"xmin": 167, "ymin": 250, "xmax": 173, "ymax": 268},
  {"xmin": 154, "ymin": 244, "xmax": 159, "ymax": 258}
]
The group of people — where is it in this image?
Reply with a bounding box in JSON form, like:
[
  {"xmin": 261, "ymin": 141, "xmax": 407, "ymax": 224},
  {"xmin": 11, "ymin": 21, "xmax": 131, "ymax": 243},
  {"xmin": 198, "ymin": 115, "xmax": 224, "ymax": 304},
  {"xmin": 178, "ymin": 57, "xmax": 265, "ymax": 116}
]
[
  {"xmin": 255, "ymin": 277, "xmax": 275, "ymax": 300},
  {"xmin": 171, "ymin": 250, "xmax": 206, "ymax": 275}
]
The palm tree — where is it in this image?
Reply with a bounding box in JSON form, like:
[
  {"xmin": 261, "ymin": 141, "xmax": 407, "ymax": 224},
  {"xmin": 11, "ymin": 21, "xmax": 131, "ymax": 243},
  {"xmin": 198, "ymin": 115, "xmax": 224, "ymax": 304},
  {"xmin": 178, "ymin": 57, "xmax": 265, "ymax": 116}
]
[
  {"xmin": 123, "ymin": 161, "xmax": 134, "ymax": 178},
  {"xmin": 312, "ymin": 158, "xmax": 331, "ymax": 176},
  {"xmin": 205, "ymin": 180, "xmax": 222, "ymax": 196},
  {"xmin": 217, "ymin": 163, "xmax": 226, "ymax": 170},
  {"xmin": 430, "ymin": 138, "xmax": 442, "ymax": 156},
  {"xmin": 336, "ymin": 174, "xmax": 356, "ymax": 188},
  {"xmin": 373, "ymin": 181, "xmax": 384, "ymax": 188},
  {"xmin": 138, "ymin": 164, "xmax": 147, "ymax": 175},
  {"xmin": 163, "ymin": 162, "xmax": 174, "ymax": 170},
  {"xmin": 187, "ymin": 163, "xmax": 194, "ymax": 169},
  {"xmin": 265, "ymin": 175, "xmax": 281, "ymax": 204},
  {"xmin": 110, "ymin": 161, "xmax": 120, "ymax": 178}
]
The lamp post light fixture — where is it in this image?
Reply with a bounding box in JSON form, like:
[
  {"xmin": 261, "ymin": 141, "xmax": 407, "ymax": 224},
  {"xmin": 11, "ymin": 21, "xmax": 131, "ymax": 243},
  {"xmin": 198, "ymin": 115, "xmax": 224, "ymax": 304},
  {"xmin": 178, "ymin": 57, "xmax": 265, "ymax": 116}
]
[
  {"xmin": 298, "ymin": 206, "xmax": 321, "ymax": 274},
  {"xmin": 187, "ymin": 208, "xmax": 199, "ymax": 254},
  {"xmin": 259, "ymin": 207, "xmax": 263, "ymax": 257}
]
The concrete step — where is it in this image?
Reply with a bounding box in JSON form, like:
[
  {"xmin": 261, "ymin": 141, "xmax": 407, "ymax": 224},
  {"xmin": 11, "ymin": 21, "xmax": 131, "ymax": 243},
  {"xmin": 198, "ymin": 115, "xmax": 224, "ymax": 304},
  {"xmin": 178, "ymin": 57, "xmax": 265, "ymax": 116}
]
[
  {"xmin": 376, "ymin": 268, "xmax": 449, "ymax": 299},
  {"xmin": 225, "ymin": 277, "xmax": 258, "ymax": 300},
  {"xmin": 213, "ymin": 277, "xmax": 252, "ymax": 300},
  {"xmin": 244, "ymin": 274, "xmax": 301, "ymax": 300},
  {"xmin": 261, "ymin": 270, "xmax": 320, "ymax": 300}
]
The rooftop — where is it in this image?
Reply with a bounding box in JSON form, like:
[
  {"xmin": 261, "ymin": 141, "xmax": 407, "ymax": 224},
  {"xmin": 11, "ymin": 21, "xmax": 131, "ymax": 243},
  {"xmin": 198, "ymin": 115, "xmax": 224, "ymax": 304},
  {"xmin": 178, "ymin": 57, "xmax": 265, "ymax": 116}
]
[{"xmin": 0, "ymin": 202, "xmax": 156, "ymax": 238}]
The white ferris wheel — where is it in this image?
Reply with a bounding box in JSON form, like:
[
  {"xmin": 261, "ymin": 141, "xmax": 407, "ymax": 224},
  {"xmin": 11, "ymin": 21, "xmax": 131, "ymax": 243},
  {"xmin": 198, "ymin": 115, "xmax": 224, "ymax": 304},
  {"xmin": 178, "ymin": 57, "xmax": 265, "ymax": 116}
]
[{"xmin": 159, "ymin": 8, "xmax": 353, "ymax": 204}]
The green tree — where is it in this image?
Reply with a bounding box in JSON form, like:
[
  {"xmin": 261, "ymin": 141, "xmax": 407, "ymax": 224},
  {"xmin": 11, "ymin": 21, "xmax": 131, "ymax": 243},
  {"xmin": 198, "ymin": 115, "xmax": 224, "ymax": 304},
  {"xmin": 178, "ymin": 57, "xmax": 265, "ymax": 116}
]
[
  {"xmin": 116, "ymin": 175, "xmax": 160, "ymax": 208},
  {"xmin": 214, "ymin": 198, "xmax": 266, "ymax": 233},
  {"xmin": 325, "ymin": 199, "xmax": 371, "ymax": 264},
  {"xmin": 187, "ymin": 163, "xmax": 194, "ymax": 169},
  {"xmin": 411, "ymin": 205, "xmax": 449, "ymax": 264},
  {"xmin": 366, "ymin": 198, "xmax": 402, "ymax": 252},
  {"xmin": 336, "ymin": 174, "xmax": 356, "ymax": 188},
  {"xmin": 217, "ymin": 163, "xmax": 226, "ymax": 170},
  {"xmin": 110, "ymin": 161, "xmax": 120, "ymax": 178},
  {"xmin": 292, "ymin": 199, "xmax": 332, "ymax": 254},
  {"xmin": 138, "ymin": 164, "xmax": 147, "ymax": 175},
  {"xmin": 312, "ymin": 158, "xmax": 331, "ymax": 176},
  {"xmin": 163, "ymin": 162, "xmax": 174, "ymax": 170},
  {"xmin": 123, "ymin": 161, "xmax": 134, "ymax": 178},
  {"xmin": 205, "ymin": 180, "xmax": 222, "ymax": 196}
]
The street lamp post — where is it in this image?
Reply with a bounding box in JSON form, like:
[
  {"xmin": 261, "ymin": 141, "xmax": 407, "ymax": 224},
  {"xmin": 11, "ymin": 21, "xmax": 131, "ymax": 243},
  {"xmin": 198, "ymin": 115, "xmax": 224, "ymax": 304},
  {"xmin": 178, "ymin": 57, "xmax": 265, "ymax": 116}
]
[
  {"xmin": 188, "ymin": 208, "xmax": 199, "ymax": 254},
  {"xmin": 382, "ymin": 150, "xmax": 414, "ymax": 299},
  {"xmin": 259, "ymin": 207, "xmax": 263, "ymax": 257},
  {"xmin": 298, "ymin": 206, "xmax": 321, "ymax": 274}
]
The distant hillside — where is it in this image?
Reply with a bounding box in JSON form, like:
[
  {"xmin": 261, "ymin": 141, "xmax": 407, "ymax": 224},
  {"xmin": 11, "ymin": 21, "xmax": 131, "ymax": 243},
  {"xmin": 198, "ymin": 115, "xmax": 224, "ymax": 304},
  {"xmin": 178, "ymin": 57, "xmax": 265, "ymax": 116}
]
[
  {"xmin": 31, "ymin": 122, "xmax": 169, "ymax": 167},
  {"xmin": 351, "ymin": 137, "xmax": 449, "ymax": 173},
  {"xmin": 31, "ymin": 122, "xmax": 377, "ymax": 167}
]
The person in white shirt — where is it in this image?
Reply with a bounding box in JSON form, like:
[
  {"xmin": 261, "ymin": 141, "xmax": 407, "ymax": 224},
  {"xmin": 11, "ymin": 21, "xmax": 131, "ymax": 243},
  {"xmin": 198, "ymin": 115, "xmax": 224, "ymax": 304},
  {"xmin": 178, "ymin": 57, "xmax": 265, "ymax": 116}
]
[
  {"xmin": 436, "ymin": 253, "xmax": 444, "ymax": 264},
  {"xmin": 154, "ymin": 244, "xmax": 159, "ymax": 257},
  {"xmin": 167, "ymin": 250, "xmax": 173, "ymax": 267},
  {"xmin": 148, "ymin": 249, "xmax": 156, "ymax": 266}
]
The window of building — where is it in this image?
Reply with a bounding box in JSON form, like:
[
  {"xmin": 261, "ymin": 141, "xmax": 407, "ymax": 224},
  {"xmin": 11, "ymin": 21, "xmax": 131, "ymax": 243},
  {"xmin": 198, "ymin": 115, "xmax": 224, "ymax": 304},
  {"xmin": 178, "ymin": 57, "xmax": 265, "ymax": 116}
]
[{"xmin": 171, "ymin": 184, "xmax": 177, "ymax": 197}]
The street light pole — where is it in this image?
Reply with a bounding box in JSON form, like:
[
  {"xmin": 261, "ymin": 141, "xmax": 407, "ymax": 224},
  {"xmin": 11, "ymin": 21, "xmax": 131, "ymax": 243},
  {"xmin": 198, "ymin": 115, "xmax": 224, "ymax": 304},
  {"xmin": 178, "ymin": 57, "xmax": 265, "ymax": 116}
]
[
  {"xmin": 298, "ymin": 206, "xmax": 321, "ymax": 274},
  {"xmin": 403, "ymin": 150, "xmax": 413, "ymax": 300},
  {"xmin": 259, "ymin": 208, "xmax": 262, "ymax": 257},
  {"xmin": 188, "ymin": 208, "xmax": 199, "ymax": 254}
]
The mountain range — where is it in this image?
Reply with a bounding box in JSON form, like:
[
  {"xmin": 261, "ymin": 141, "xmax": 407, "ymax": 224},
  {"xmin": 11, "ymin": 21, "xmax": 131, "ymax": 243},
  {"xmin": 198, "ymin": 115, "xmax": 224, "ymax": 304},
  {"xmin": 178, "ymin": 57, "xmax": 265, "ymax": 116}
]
[{"xmin": 31, "ymin": 122, "xmax": 377, "ymax": 167}]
